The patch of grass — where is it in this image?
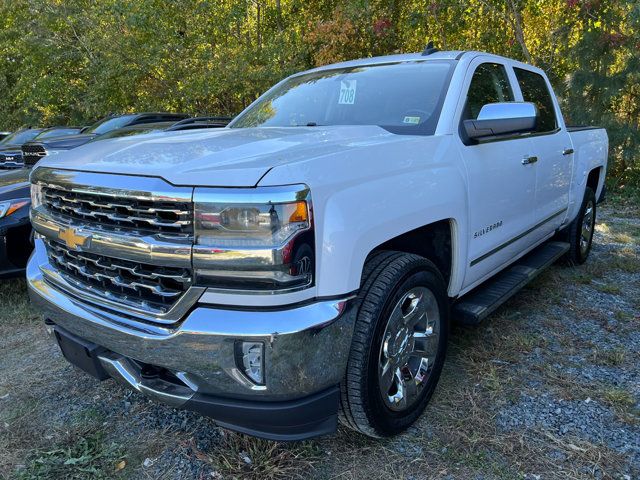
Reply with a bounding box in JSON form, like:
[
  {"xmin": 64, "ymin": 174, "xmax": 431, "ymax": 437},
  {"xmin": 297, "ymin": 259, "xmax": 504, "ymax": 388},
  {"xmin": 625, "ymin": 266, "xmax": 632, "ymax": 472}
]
[
  {"xmin": 590, "ymin": 347, "xmax": 626, "ymax": 366},
  {"xmin": 73, "ymin": 406, "xmax": 106, "ymax": 427},
  {"xmin": 433, "ymin": 443, "xmax": 515, "ymax": 479},
  {"xmin": 597, "ymin": 222, "xmax": 640, "ymax": 245},
  {"xmin": 593, "ymin": 282, "xmax": 622, "ymax": 295},
  {"xmin": 570, "ymin": 271, "xmax": 594, "ymax": 285},
  {"xmin": 584, "ymin": 248, "xmax": 640, "ymax": 275},
  {"xmin": 0, "ymin": 397, "xmax": 39, "ymax": 424},
  {"xmin": 204, "ymin": 432, "xmax": 321, "ymax": 480},
  {"xmin": 481, "ymin": 364, "xmax": 507, "ymax": 394},
  {"xmin": 612, "ymin": 248, "xmax": 640, "ymax": 274},
  {"xmin": 17, "ymin": 430, "xmax": 126, "ymax": 480},
  {"xmin": 606, "ymin": 186, "xmax": 640, "ymax": 217},
  {"xmin": 512, "ymin": 332, "xmax": 547, "ymax": 351},
  {"xmin": 614, "ymin": 310, "xmax": 633, "ymax": 322},
  {"xmin": 0, "ymin": 279, "xmax": 39, "ymax": 326},
  {"xmin": 603, "ymin": 392, "xmax": 640, "ymax": 425},
  {"xmin": 602, "ymin": 388, "xmax": 636, "ymax": 410}
]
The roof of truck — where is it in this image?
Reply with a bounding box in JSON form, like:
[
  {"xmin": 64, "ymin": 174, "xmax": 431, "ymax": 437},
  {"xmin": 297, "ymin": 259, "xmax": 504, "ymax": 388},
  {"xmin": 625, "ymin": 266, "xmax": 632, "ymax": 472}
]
[{"xmin": 306, "ymin": 50, "xmax": 523, "ymax": 74}]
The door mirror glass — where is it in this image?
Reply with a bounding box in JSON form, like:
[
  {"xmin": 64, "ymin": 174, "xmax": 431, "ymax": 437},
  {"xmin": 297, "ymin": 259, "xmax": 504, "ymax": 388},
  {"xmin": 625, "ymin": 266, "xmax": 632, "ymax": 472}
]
[{"xmin": 463, "ymin": 102, "xmax": 537, "ymax": 140}]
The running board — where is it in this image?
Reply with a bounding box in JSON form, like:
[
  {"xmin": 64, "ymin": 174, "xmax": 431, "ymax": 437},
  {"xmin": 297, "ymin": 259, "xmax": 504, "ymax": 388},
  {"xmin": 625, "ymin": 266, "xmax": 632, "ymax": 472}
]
[{"xmin": 453, "ymin": 241, "xmax": 570, "ymax": 325}]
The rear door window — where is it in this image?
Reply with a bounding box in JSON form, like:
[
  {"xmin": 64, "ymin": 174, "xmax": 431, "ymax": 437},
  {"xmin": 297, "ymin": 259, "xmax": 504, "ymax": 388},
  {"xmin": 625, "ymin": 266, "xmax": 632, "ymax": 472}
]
[{"xmin": 514, "ymin": 68, "xmax": 558, "ymax": 133}]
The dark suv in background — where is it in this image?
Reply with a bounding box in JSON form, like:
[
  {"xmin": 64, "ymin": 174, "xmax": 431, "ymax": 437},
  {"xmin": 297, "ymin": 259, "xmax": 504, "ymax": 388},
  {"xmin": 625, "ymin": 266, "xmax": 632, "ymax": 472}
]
[
  {"xmin": 0, "ymin": 169, "xmax": 31, "ymax": 277},
  {"xmin": 0, "ymin": 128, "xmax": 46, "ymax": 168},
  {"xmin": 0, "ymin": 126, "xmax": 84, "ymax": 169},
  {"xmin": 1, "ymin": 114, "xmax": 231, "ymax": 278},
  {"xmin": 85, "ymin": 117, "xmax": 232, "ymax": 143},
  {"xmin": 21, "ymin": 113, "xmax": 189, "ymax": 166}
]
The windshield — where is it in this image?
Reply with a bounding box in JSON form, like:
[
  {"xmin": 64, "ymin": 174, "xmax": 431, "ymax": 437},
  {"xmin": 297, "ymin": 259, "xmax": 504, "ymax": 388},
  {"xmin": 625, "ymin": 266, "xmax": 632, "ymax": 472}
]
[
  {"xmin": 230, "ymin": 61, "xmax": 454, "ymax": 135},
  {"xmin": 0, "ymin": 129, "xmax": 41, "ymax": 146},
  {"xmin": 86, "ymin": 115, "xmax": 136, "ymax": 135},
  {"xmin": 35, "ymin": 128, "xmax": 81, "ymax": 140}
]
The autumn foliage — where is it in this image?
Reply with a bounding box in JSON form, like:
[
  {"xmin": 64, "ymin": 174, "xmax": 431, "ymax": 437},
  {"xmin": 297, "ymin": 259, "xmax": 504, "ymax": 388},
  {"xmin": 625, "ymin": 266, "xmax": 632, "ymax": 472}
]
[{"xmin": 0, "ymin": 0, "xmax": 637, "ymax": 185}]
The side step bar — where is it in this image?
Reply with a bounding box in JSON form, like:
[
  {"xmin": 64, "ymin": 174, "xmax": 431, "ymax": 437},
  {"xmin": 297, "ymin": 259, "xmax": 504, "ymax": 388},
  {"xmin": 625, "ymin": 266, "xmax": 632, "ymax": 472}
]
[{"xmin": 453, "ymin": 241, "xmax": 570, "ymax": 325}]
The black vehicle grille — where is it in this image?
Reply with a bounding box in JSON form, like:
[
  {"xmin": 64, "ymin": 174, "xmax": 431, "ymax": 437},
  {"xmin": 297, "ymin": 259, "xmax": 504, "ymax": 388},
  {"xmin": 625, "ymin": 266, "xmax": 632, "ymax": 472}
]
[
  {"xmin": 22, "ymin": 144, "xmax": 47, "ymax": 166},
  {"xmin": 44, "ymin": 239, "xmax": 192, "ymax": 314},
  {"xmin": 0, "ymin": 153, "xmax": 24, "ymax": 169},
  {"xmin": 42, "ymin": 186, "xmax": 193, "ymax": 237}
]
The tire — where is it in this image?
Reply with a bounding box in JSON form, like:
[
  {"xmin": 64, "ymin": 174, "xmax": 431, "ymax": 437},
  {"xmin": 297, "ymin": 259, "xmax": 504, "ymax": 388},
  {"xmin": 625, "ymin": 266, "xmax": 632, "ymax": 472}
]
[
  {"xmin": 339, "ymin": 251, "xmax": 449, "ymax": 437},
  {"xmin": 562, "ymin": 187, "xmax": 596, "ymax": 265}
]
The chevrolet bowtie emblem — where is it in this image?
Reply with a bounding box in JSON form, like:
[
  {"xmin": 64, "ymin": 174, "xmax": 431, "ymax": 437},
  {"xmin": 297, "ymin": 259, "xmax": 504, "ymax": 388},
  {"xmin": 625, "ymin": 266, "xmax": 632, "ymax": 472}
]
[{"xmin": 58, "ymin": 227, "xmax": 91, "ymax": 250}]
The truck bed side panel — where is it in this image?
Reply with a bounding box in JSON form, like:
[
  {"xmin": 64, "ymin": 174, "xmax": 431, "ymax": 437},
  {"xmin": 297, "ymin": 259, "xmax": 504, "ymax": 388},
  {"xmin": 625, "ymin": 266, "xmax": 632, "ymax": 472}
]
[{"xmin": 565, "ymin": 128, "xmax": 608, "ymax": 225}]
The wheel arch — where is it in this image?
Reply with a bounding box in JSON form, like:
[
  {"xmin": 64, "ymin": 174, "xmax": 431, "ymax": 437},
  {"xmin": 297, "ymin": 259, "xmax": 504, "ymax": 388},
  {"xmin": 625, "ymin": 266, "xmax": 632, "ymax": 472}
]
[
  {"xmin": 586, "ymin": 166, "xmax": 604, "ymax": 202},
  {"xmin": 364, "ymin": 219, "xmax": 458, "ymax": 297}
]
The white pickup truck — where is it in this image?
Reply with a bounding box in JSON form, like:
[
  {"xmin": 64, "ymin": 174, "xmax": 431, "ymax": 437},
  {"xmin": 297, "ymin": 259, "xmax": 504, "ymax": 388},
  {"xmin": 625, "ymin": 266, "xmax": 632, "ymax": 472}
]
[{"xmin": 27, "ymin": 49, "xmax": 608, "ymax": 440}]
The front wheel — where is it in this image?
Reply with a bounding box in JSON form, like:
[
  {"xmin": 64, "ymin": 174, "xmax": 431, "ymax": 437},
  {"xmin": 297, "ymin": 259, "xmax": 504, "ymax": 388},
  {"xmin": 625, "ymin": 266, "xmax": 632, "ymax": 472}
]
[
  {"xmin": 563, "ymin": 187, "xmax": 596, "ymax": 265},
  {"xmin": 339, "ymin": 252, "xmax": 449, "ymax": 437}
]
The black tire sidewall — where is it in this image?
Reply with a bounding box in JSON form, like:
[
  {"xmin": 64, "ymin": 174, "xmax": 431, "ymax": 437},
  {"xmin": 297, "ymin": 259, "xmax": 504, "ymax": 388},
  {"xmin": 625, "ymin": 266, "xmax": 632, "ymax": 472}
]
[
  {"xmin": 572, "ymin": 187, "xmax": 597, "ymax": 264},
  {"xmin": 365, "ymin": 264, "xmax": 449, "ymax": 435}
]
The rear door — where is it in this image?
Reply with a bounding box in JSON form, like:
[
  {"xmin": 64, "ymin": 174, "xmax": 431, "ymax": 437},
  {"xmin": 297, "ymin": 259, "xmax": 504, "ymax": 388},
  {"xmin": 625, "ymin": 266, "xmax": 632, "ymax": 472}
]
[
  {"xmin": 457, "ymin": 58, "xmax": 537, "ymax": 290},
  {"xmin": 513, "ymin": 67, "xmax": 573, "ymax": 240}
]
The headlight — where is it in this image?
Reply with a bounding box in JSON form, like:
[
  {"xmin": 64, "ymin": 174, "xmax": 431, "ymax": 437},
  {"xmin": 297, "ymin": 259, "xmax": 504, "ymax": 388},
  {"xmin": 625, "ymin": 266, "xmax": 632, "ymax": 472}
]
[
  {"xmin": 193, "ymin": 185, "xmax": 314, "ymax": 293},
  {"xmin": 0, "ymin": 198, "xmax": 30, "ymax": 219}
]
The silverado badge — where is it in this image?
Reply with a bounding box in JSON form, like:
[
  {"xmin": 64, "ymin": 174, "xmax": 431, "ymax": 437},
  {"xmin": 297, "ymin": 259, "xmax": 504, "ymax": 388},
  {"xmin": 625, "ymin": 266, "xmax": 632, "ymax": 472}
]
[{"xmin": 58, "ymin": 227, "xmax": 91, "ymax": 250}]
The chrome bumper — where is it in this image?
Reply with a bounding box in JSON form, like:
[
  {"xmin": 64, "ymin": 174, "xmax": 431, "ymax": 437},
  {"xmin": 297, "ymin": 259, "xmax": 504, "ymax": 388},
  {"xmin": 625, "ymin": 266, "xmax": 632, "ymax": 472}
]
[{"xmin": 27, "ymin": 248, "xmax": 356, "ymax": 401}]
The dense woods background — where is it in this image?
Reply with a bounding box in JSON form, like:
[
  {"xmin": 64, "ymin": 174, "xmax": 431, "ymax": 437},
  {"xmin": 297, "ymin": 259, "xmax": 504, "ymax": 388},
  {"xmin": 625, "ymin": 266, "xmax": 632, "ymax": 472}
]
[{"xmin": 0, "ymin": 0, "xmax": 637, "ymax": 186}]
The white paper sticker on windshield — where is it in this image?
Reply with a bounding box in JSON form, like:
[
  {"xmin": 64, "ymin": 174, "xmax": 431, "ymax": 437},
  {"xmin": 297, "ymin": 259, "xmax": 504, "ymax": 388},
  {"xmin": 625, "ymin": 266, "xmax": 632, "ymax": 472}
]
[
  {"xmin": 403, "ymin": 116, "xmax": 421, "ymax": 124},
  {"xmin": 338, "ymin": 80, "xmax": 357, "ymax": 105}
]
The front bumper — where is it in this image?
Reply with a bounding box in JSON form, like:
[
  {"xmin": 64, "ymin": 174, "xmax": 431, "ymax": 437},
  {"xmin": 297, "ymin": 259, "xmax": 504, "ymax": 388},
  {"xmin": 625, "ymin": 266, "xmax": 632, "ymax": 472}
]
[{"xmin": 27, "ymin": 247, "xmax": 357, "ymax": 439}]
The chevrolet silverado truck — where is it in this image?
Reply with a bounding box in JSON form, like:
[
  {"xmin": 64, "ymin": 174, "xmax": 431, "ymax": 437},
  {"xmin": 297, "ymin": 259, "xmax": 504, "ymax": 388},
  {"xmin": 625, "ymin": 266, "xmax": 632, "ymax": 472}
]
[{"xmin": 27, "ymin": 50, "xmax": 608, "ymax": 441}]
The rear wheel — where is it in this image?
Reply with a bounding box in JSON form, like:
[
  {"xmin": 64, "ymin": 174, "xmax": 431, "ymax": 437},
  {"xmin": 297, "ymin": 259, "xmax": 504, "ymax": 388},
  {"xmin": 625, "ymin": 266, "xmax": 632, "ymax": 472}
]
[
  {"xmin": 339, "ymin": 252, "xmax": 449, "ymax": 437},
  {"xmin": 563, "ymin": 187, "xmax": 596, "ymax": 265}
]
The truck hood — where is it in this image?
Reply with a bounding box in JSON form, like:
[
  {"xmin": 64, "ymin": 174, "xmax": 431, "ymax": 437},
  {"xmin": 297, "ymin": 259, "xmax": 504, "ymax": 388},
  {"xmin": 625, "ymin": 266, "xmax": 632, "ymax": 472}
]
[
  {"xmin": 32, "ymin": 133, "xmax": 97, "ymax": 151},
  {"xmin": 35, "ymin": 126, "xmax": 399, "ymax": 187},
  {"xmin": 0, "ymin": 146, "xmax": 24, "ymax": 153}
]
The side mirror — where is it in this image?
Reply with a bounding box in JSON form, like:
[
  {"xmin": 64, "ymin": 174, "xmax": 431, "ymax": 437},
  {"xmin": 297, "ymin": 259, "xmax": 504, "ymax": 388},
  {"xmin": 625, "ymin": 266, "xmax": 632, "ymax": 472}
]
[{"xmin": 463, "ymin": 102, "xmax": 537, "ymax": 140}]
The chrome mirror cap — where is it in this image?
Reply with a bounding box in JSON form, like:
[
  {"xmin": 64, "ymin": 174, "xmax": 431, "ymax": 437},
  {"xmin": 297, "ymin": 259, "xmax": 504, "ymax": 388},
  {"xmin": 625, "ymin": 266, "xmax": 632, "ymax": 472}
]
[{"xmin": 464, "ymin": 102, "xmax": 538, "ymax": 140}]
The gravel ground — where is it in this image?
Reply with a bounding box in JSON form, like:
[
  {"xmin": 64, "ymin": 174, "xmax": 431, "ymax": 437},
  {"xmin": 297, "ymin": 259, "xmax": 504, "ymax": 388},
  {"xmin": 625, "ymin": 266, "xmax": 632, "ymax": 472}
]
[{"xmin": 0, "ymin": 200, "xmax": 638, "ymax": 480}]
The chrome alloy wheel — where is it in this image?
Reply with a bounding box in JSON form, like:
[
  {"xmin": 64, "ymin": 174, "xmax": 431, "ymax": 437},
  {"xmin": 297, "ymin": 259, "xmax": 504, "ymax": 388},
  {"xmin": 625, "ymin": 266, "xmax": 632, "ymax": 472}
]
[
  {"xmin": 580, "ymin": 199, "xmax": 595, "ymax": 256},
  {"xmin": 378, "ymin": 286, "xmax": 440, "ymax": 412}
]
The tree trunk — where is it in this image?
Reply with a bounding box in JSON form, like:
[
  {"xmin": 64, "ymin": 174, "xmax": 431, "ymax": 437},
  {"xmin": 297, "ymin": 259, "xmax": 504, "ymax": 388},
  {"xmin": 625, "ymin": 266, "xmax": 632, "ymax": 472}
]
[
  {"xmin": 276, "ymin": 0, "xmax": 283, "ymax": 33},
  {"xmin": 257, "ymin": 1, "xmax": 262, "ymax": 51},
  {"xmin": 506, "ymin": 0, "xmax": 532, "ymax": 63}
]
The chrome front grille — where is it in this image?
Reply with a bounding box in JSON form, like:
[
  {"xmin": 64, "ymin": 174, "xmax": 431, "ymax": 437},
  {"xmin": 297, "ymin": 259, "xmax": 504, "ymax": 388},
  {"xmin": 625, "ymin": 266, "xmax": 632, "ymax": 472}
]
[
  {"xmin": 31, "ymin": 168, "xmax": 199, "ymax": 322},
  {"xmin": 42, "ymin": 186, "xmax": 193, "ymax": 236},
  {"xmin": 22, "ymin": 144, "xmax": 47, "ymax": 166},
  {"xmin": 45, "ymin": 239, "xmax": 192, "ymax": 314}
]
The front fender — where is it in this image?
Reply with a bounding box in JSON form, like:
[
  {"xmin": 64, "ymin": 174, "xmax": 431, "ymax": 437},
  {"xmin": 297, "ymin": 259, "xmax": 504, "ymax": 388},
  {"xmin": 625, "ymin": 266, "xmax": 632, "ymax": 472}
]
[{"xmin": 260, "ymin": 135, "xmax": 468, "ymax": 297}]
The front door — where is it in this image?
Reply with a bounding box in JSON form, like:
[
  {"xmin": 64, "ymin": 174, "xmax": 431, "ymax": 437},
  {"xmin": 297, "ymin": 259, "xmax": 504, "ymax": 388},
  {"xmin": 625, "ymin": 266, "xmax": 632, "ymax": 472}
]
[{"xmin": 457, "ymin": 60, "xmax": 537, "ymax": 291}]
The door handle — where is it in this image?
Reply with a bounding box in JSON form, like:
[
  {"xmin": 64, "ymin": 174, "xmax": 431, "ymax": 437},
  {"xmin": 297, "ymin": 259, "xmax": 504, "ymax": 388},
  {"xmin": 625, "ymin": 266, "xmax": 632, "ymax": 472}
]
[
  {"xmin": 521, "ymin": 156, "xmax": 538, "ymax": 165},
  {"xmin": 562, "ymin": 148, "xmax": 574, "ymax": 155}
]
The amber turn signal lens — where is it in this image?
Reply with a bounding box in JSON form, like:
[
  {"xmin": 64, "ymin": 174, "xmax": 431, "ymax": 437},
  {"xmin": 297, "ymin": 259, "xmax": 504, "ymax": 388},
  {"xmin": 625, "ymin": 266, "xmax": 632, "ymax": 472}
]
[
  {"xmin": 6, "ymin": 200, "xmax": 29, "ymax": 216},
  {"xmin": 288, "ymin": 201, "xmax": 308, "ymax": 223}
]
